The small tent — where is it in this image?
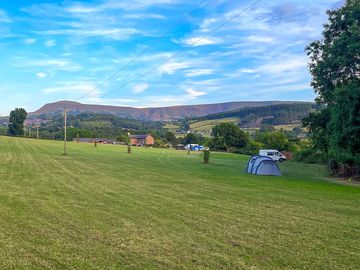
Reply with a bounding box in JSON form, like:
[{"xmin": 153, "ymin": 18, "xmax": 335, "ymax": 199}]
[
  {"xmin": 247, "ymin": 155, "xmax": 281, "ymax": 176},
  {"xmin": 254, "ymin": 159, "xmax": 281, "ymax": 176},
  {"xmin": 251, "ymin": 156, "xmax": 273, "ymax": 174},
  {"xmin": 246, "ymin": 155, "xmax": 261, "ymax": 173}
]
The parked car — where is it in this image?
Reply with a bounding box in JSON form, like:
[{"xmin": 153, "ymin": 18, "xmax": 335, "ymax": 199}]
[{"xmin": 259, "ymin": 149, "xmax": 287, "ymax": 162}]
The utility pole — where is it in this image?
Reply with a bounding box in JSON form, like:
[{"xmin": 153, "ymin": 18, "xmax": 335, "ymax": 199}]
[{"xmin": 63, "ymin": 109, "xmax": 67, "ymax": 156}]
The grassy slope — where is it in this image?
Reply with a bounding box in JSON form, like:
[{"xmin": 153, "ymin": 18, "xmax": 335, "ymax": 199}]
[
  {"xmin": 190, "ymin": 117, "xmax": 240, "ymax": 132},
  {"xmin": 0, "ymin": 136, "xmax": 359, "ymax": 269}
]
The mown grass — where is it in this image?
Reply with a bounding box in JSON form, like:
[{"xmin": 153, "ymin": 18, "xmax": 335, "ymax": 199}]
[{"xmin": 0, "ymin": 136, "xmax": 359, "ymax": 269}]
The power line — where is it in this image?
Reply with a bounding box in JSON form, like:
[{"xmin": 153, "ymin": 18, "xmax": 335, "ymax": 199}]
[
  {"xmin": 100, "ymin": 0, "xmax": 262, "ymax": 99},
  {"xmin": 77, "ymin": 0, "xmax": 209, "ymax": 101}
]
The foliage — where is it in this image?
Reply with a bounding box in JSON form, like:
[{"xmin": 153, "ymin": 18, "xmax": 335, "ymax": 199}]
[
  {"xmin": 237, "ymin": 140, "xmax": 264, "ymax": 155},
  {"xmin": 328, "ymin": 80, "xmax": 360, "ymax": 166},
  {"xmin": 253, "ymin": 131, "xmax": 290, "ymax": 151},
  {"xmin": 180, "ymin": 133, "xmax": 205, "ymax": 145},
  {"xmin": 117, "ymin": 134, "xmax": 130, "ymax": 144},
  {"xmin": 7, "ymin": 108, "xmax": 27, "ymax": 136},
  {"xmin": 293, "ymin": 142, "xmax": 327, "ymax": 164},
  {"xmin": 211, "ymin": 123, "xmax": 248, "ymax": 152},
  {"xmin": 304, "ymin": 0, "xmax": 360, "ymax": 179},
  {"xmin": 66, "ymin": 128, "xmax": 94, "ymax": 141},
  {"xmin": 29, "ymin": 112, "xmax": 165, "ymax": 141},
  {"xmin": 188, "ymin": 103, "xmax": 315, "ymax": 127},
  {"xmin": 164, "ymin": 131, "xmax": 177, "ymax": 147}
]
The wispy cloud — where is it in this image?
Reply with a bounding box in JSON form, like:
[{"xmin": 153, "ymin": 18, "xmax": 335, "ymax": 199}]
[
  {"xmin": 182, "ymin": 36, "xmax": 220, "ymax": 46},
  {"xmin": 0, "ymin": 10, "xmax": 11, "ymax": 23},
  {"xmin": 132, "ymin": 83, "xmax": 149, "ymax": 93},
  {"xmin": 36, "ymin": 72, "xmax": 48, "ymax": 79},
  {"xmin": 15, "ymin": 58, "xmax": 82, "ymax": 72},
  {"xmin": 42, "ymin": 82, "xmax": 100, "ymax": 98},
  {"xmin": 0, "ymin": 0, "xmax": 341, "ymax": 114},
  {"xmin": 24, "ymin": 38, "xmax": 36, "ymax": 44},
  {"xmin": 185, "ymin": 69, "xmax": 213, "ymax": 77},
  {"xmin": 186, "ymin": 88, "xmax": 207, "ymax": 98}
]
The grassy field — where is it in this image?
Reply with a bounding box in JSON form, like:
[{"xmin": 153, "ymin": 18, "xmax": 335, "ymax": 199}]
[
  {"xmin": 0, "ymin": 136, "xmax": 359, "ymax": 269},
  {"xmin": 190, "ymin": 117, "xmax": 240, "ymax": 133}
]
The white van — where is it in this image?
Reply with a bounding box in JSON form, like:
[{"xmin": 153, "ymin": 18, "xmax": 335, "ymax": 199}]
[{"xmin": 259, "ymin": 149, "xmax": 287, "ymax": 162}]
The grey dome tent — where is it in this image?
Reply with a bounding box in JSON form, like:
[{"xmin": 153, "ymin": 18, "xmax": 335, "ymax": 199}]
[
  {"xmin": 247, "ymin": 155, "xmax": 281, "ymax": 176},
  {"xmin": 246, "ymin": 155, "xmax": 261, "ymax": 173},
  {"xmin": 250, "ymin": 156, "xmax": 272, "ymax": 174}
]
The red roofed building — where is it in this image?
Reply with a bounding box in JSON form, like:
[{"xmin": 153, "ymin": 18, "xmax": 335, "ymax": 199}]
[{"xmin": 130, "ymin": 134, "xmax": 154, "ymax": 146}]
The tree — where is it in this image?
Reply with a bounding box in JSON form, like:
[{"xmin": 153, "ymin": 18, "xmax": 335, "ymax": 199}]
[
  {"xmin": 7, "ymin": 108, "xmax": 27, "ymax": 136},
  {"xmin": 304, "ymin": 0, "xmax": 360, "ymax": 178},
  {"xmin": 211, "ymin": 123, "xmax": 248, "ymax": 152},
  {"xmin": 182, "ymin": 133, "xmax": 205, "ymax": 145},
  {"xmin": 254, "ymin": 131, "xmax": 290, "ymax": 151},
  {"xmin": 117, "ymin": 134, "xmax": 130, "ymax": 145},
  {"xmin": 164, "ymin": 131, "xmax": 177, "ymax": 147}
]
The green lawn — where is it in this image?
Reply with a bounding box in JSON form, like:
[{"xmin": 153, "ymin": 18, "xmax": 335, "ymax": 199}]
[{"xmin": 0, "ymin": 136, "xmax": 359, "ymax": 269}]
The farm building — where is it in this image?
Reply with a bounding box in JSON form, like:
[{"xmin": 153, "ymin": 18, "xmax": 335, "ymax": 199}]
[{"xmin": 130, "ymin": 134, "xmax": 154, "ymax": 146}]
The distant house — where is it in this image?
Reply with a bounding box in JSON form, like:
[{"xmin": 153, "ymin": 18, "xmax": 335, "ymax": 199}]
[
  {"xmin": 130, "ymin": 134, "xmax": 154, "ymax": 146},
  {"xmin": 74, "ymin": 138, "xmax": 116, "ymax": 144}
]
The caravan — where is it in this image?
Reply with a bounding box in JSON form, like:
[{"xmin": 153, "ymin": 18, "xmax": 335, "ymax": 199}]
[{"xmin": 259, "ymin": 150, "xmax": 286, "ymax": 162}]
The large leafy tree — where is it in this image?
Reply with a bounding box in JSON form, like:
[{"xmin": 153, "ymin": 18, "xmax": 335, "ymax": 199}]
[
  {"xmin": 304, "ymin": 0, "xmax": 360, "ymax": 167},
  {"xmin": 7, "ymin": 108, "xmax": 27, "ymax": 136},
  {"xmin": 254, "ymin": 131, "xmax": 290, "ymax": 151},
  {"xmin": 211, "ymin": 123, "xmax": 248, "ymax": 152},
  {"xmin": 164, "ymin": 131, "xmax": 177, "ymax": 147}
]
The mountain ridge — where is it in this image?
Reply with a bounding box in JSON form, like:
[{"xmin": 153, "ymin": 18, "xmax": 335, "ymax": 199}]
[{"xmin": 31, "ymin": 100, "xmax": 313, "ymax": 121}]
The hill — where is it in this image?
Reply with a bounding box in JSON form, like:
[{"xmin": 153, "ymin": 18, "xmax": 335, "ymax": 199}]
[
  {"xmin": 189, "ymin": 103, "xmax": 315, "ymax": 129},
  {"xmin": 31, "ymin": 100, "xmax": 307, "ymax": 121},
  {"xmin": 0, "ymin": 136, "xmax": 359, "ymax": 269}
]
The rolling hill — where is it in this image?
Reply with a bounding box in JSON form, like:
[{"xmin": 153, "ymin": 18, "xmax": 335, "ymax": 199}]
[
  {"xmin": 188, "ymin": 103, "xmax": 316, "ymax": 128},
  {"xmin": 31, "ymin": 100, "xmax": 308, "ymax": 121}
]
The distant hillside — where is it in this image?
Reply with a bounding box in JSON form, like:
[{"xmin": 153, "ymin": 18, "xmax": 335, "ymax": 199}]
[
  {"xmin": 189, "ymin": 103, "xmax": 316, "ymax": 128},
  {"xmin": 31, "ymin": 100, "xmax": 306, "ymax": 121}
]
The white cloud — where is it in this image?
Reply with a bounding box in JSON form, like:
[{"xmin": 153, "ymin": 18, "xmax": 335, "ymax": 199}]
[
  {"xmin": 123, "ymin": 13, "xmax": 165, "ymax": 20},
  {"xmin": 246, "ymin": 35, "xmax": 275, "ymax": 43},
  {"xmin": 24, "ymin": 38, "xmax": 36, "ymax": 44},
  {"xmin": 132, "ymin": 83, "xmax": 149, "ymax": 93},
  {"xmin": 42, "ymin": 82, "xmax": 100, "ymax": 99},
  {"xmin": 35, "ymin": 28, "xmax": 140, "ymax": 40},
  {"xmin": 36, "ymin": 72, "xmax": 48, "ymax": 79},
  {"xmin": 238, "ymin": 68, "xmax": 257, "ymax": 74},
  {"xmin": 258, "ymin": 55, "xmax": 307, "ymax": 75},
  {"xmin": 17, "ymin": 59, "xmax": 82, "ymax": 72},
  {"xmin": 45, "ymin": 40, "xmax": 56, "ymax": 47},
  {"xmin": 160, "ymin": 62, "xmax": 189, "ymax": 74},
  {"xmin": 183, "ymin": 36, "xmax": 220, "ymax": 46},
  {"xmin": 186, "ymin": 88, "xmax": 207, "ymax": 98},
  {"xmin": 186, "ymin": 69, "xmax": 213, "ymax": 77}
]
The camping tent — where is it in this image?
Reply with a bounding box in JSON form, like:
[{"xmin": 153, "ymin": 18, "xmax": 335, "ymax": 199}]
[
  {"xmin": 254, "ymin": 159, "xmax": 281, "ymax": 176},
  {"xmin": 247, "ymin": 155, "xmax": 281, "ymax": 176},
  {"xmin": 246, "ymin": 155, "xmax": 261, "ymax": 173},
  {"xmin": 251, "ymin": 156, "xmax": 273, "ymax": 174}
]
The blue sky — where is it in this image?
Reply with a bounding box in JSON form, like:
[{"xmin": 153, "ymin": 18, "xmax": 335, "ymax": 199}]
[{"xmin": 0, "ymin": 0, "xmax": 344, "ymax": 115}]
